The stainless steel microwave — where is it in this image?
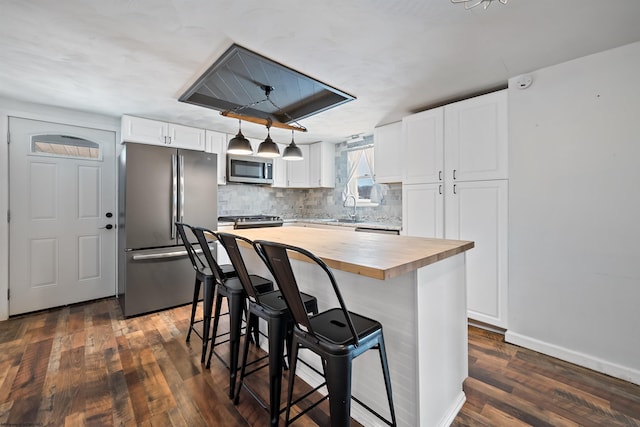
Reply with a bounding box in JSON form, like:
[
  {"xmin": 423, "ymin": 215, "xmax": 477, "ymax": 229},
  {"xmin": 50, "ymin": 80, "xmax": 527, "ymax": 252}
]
[{"xmin": 227, "ymin": 154, "xmax": 273, "ymax": 184}]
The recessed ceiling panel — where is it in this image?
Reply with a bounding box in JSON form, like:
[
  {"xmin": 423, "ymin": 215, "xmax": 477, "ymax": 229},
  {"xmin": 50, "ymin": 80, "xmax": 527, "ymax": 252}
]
[{"xmin": 179, "ymin": 44, "xmax": 355, "ymax": 124}]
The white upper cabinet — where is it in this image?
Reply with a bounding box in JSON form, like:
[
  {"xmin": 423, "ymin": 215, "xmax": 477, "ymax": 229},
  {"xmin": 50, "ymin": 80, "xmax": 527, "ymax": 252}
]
[
  {"xmin": 167, "ymin": 123, "xmax": 205, "ymax": 151},
  {"xmin": 309, "ymin": 142, "xmax": 335, "ymax": 188},
  {"xmin": 121, "ymin": 115, "xmax": 205, "ymax": 151},
  {"xmin": 286, "ymin": 144, "xmax": 310, "ymax": 188},
  {"xmin": 373, "ymin": 121, "xmax": 402, "ymax": 183},
  {"xmin": 205, "ymin": 130, "xmax": 228, "ymax": 185},
  {"xmin": 444, "ymin": 90, "xmax": 508, "ymax": 182},
  {"xmin": 402, "ymin": 107, "xmax": 444, "ymax": 185},
  {"xmin": 271, "ymin": 144, "xmax": 288, "ymax": 188},
  {"xmin": 282, "ymin": 142, "xmax": 333, "ymax": 188}
]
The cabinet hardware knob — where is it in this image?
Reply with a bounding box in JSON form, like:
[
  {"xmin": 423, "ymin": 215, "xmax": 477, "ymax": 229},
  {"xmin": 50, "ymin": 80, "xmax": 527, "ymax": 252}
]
[
  {"xmin": 439, "ymin": 184, "xmax": 442, "ymax": 195},
  {"xmin": 453, "ymin": 184, "xmax": 457, "ymax": 194},
  {"xmin": 453, "ymin": 169, "xmax": 457, "ymax": 180},
  {"xmin": 439, "ymin": 171, "xmax": 443, "ymax": 181}
]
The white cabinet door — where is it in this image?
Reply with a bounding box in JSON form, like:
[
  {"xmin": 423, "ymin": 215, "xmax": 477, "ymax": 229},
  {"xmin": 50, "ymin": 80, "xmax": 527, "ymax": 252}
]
[
  {"xmin": 168, "ymin": 123, "xmax": 205, "ymax": 151},
  {"xmin": 402, "ymin": 107, "xmax": 444, "ymax": 185},
  {"xmin": 402, "ymin": 183, "xmax": 444, "ymax": 238},
  {"xmin": 121, "ymin": 115, "xmax": 205, "ymax": 151},
  {"xmin": 374, "ymin": 121, "xmax": 402, "ymax": 183},
  {"xmin": 272, "ymin": 144, "xmax": 288, "ymax": 187},
  {"xmin": 287, "ymin": 144, "xmax": 310, "ymax": 187},
  {"xmin": 445, "ymin": 179, "xmax": 508, "ymax": 327},
  {"xmin": 309, "ymin": 142, "xmax": 335, "ymax": 188},
  {"xmin": 444, "ymin": 89, "xmax": 508, "ymax": 182},
  {"xmin": 205, "ymin": 130, "xmax": 228, "ymax": 185},
  {"xmin": 121, "ymin": 115, "xmax": 167, "ymax": 145}
]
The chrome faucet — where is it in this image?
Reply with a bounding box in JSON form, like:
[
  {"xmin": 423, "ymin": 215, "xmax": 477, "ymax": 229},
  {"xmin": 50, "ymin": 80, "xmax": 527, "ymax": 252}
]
[{"xmin": 344, "ymin": 195, "xmax": 357, "ymax": 220}]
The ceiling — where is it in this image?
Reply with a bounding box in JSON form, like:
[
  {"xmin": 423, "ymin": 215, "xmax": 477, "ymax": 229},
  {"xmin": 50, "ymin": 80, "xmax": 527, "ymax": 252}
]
[{"xmin": 2, "ymin": 0, "xmax": 640, "ymax": 145}]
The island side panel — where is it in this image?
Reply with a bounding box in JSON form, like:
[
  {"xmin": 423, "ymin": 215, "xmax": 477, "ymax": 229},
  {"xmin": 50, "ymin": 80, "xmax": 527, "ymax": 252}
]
[{"xmin": 416, "ymin": 252, "xmax": 468, "ymax": 427}]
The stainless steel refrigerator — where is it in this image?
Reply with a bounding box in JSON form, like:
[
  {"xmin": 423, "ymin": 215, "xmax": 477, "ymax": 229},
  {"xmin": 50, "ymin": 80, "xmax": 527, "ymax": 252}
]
[{"xmin": 118, "ymin": 143, "xmax": 217, "ymax": 317}]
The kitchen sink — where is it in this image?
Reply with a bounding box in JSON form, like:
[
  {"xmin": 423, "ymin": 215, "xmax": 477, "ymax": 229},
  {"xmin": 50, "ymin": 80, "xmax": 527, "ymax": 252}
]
[{"xmin": 335, "ymin": 218, "xmax": 365, "ymax": 223}]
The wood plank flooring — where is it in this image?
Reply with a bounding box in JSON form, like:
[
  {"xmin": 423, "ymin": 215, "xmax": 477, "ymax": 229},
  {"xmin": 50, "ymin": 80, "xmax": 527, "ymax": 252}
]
[{"xmin": 1, "ymin": 297, "xmax": 639, "ymax": 426}]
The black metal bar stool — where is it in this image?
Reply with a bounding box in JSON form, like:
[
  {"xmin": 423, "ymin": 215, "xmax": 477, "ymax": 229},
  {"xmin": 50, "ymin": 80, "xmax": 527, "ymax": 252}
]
[
  {"xmin": 192, "ymin": 227, "xmax": 273, "ymax": 399},
  {"xmin": 175, "ymin": 222, "xmax": 237, "ymax": 363},
  {"xmin": 255, "ymin": 240, "xmax": 397, "ymax": 427},
  {"xmin": 216, "ymin": 232, "xmax": 318, "ymax": 427}
]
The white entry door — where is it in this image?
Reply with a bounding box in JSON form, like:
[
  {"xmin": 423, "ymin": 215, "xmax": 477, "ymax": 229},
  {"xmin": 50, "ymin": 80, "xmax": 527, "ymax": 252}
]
[{"xmin": 8, "ymin": 117, "xmax": 117, "ymax": 315}]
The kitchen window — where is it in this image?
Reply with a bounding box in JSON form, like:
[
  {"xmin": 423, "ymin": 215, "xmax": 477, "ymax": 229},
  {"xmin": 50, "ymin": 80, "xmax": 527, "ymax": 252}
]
[{"xmin": 345, "ymin": 145, "xmax": 378, "ymax": 206}]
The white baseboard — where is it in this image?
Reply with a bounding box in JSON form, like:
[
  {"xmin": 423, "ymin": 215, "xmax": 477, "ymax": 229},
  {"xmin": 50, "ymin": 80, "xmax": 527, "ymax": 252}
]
[
  {"xmin": 437, "ymin": 391, "xmax": 466, "ymax": 427},
  {"xmin": 505, "ymin": 330, "xmax": 640, "ymax": 386}
]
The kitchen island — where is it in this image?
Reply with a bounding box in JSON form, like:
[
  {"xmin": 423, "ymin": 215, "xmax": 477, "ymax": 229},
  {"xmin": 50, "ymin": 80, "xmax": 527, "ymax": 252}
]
[{"xmin": 227, "ymin": 226, "xmax": 474, "ymax": 427}]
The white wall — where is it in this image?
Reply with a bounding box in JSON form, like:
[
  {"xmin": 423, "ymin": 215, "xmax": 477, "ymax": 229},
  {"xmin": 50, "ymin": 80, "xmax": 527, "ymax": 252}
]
[
  {"xmin": 506, "ymin": 41, "xmax": 640, "ymax": 384},
  {"xmin": 0, "ymin": 97, "xmax": 120, "ymax": 320}
]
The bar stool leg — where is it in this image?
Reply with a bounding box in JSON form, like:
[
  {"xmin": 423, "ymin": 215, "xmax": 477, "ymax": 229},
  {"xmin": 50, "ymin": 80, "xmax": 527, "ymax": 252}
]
[
  {"xmin": 284, "ymin": 336, "xmax": 300, "ymax": 426},
  {"xmin": 227, "ymin": 292, "xmax": 245, "ymax": 399},
  {"xmin": 233, "ymin": 313, "xmax": 255, "ymax": 405},
  {"xmin": 186, "ymin": 277, "xmax": 201, "ymax": 342},
  {"xmin": 324, "ymin": 355, "xmax": 353, "ymax": 427},
  {"xmin": 206, "ymin": 288, "xmax": 224, "ymax": 369},
  {"xmin": 200, "ymin": 277, "xmax": 215, "ymax": 363},
  {"xmin": 268, "ymin": 316, "xmax": 286, "ymax": 427},
  {"xmin": 378, "ymin": 335, "xmax": 397, "ymax": 426}
]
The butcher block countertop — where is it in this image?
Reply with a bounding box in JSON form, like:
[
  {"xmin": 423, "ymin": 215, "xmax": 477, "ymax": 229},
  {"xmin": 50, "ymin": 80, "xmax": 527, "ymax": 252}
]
[{"xmin": 225, "ymin": 225, "xmax": 474, "ymax": 281}]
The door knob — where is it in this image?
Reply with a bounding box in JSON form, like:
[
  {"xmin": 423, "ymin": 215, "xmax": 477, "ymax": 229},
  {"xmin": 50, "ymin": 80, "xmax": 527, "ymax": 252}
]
[
  {"xmin": 100, "ymin": 224, "xmax": 114, "ymax": 230},
  {"xmin": 106, "ymin": 212, "xmax": 113, "ymax": 218}
]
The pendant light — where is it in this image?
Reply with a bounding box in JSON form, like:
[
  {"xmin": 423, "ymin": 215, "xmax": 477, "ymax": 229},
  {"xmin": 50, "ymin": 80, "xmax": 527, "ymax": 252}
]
[
  {"xmin": 283, "ymin": 130, "xmax": 303, "ymax": 161},
  {"xmin": 256, "ymin": 123, "xmax": 280, "ymax": 158},
  {"xmin": 227, "ymin": 119, "xmax": 253, "ymax": 155}
]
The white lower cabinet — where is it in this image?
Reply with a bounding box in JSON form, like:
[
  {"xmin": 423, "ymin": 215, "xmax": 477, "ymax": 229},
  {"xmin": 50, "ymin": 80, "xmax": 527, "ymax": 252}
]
[
  {"xmin": 445, "ymin": 179, "xmax": 508, "ymax": 328},
  {"xmin": 403, "ymin": 179, "xmax": 508, "ymax": 328}
]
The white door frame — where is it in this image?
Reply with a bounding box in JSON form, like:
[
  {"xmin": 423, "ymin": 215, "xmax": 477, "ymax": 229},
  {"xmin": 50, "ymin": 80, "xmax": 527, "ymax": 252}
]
[{"xmin": 0, "ymin": 97, "xmax": 121, "ymax": 320}]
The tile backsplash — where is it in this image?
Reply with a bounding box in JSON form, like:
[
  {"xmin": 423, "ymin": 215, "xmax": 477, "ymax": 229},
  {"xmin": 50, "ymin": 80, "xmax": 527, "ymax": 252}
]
[{"xmin": 218, "ymin": 136, "xmax": 402, "ymax": 225}]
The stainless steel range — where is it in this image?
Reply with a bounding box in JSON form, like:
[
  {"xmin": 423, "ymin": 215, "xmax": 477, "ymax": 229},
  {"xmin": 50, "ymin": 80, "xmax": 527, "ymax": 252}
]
[{"xmin": 218, "ymin": 215, "xmax": 284, "ymax": 229}]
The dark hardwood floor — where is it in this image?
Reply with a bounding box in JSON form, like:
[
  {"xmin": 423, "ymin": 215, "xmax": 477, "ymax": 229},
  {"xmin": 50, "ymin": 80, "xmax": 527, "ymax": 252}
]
[{"xmin": 1, "ymin": 297, "xmax": 639, "ymax": 426}]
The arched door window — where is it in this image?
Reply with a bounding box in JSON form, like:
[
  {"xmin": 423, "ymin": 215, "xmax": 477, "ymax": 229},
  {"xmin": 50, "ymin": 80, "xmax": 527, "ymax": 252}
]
[{"xmin": 30, "ymin": 134, "xmax": 101, "ymax": 160}]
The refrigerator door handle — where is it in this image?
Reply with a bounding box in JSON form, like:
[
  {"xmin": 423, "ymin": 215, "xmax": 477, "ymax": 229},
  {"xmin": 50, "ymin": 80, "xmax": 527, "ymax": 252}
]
[
  {"xmin": 171, "ymin": 154, "xmax": 178, "ymax": 239},
  {"xmin": 131, "ymin": 246, "xmax": 209, "ymax": 261},
  {"xmin": 179, "ymin": 154, "xmax": 185, "ymax": 223}
]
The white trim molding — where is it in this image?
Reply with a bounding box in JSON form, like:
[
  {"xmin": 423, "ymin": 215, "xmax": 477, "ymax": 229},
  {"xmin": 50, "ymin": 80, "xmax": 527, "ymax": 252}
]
[{"xmin": 506, "ymin": 330, "xmax": 640, "ymax": 386}]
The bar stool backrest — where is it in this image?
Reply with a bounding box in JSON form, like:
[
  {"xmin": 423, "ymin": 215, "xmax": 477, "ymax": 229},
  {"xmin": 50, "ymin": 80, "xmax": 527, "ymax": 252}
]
[
  {"xmin": 175, "ymin": 222, "xmax": 205, "ymax": 273},
  {"xmin": 216, "ymin": 232, "xmax": 260, "ymax": 301},
  {"xmin": 191, "ymin": 226, "xmax": 226, "ymax": 284},
  {"xmin": 254, "ymin": 240, "xmax": 360, "ymax": 347}
]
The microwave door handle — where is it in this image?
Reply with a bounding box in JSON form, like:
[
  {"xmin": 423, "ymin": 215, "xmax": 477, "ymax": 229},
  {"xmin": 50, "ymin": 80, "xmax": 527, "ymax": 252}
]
[
  {"xmin": 171, "ymin": 154, "xmax": 178, "ymax": 239},
  {"xmin": 179, "ymin": 154, "xmax": 185, "ymax": 223}
]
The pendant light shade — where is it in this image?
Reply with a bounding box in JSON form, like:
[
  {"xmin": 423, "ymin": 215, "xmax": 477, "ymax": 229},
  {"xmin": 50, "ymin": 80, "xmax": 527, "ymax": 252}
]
[
  {"xmin": 227, "ymin": 120, "xmax": 253, "ymax": 155},
  {"xmin": 256, "ymin": 126, "xmax": 280, "ymax": 158},
  {"xmin": 283, "ymin": 130, "xmax": 303, "ymax": 161}
]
